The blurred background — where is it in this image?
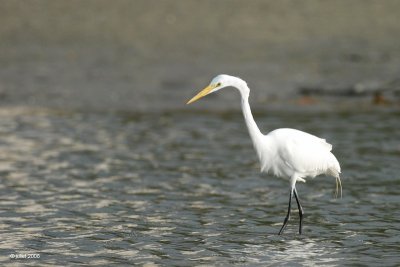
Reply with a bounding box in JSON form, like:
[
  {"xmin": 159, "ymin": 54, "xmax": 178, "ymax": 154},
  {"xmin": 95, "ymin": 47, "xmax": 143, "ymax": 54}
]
[
  {"xmin": 1, "ymin": 0, "xmax": 399, "ymax": 111},
  {"xmin": 1, "ymin": 1, "xmax": 400, "ymax": 266}
]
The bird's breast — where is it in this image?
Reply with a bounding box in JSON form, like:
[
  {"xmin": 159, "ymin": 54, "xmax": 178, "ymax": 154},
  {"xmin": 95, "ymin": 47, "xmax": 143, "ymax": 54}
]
[{"xmin": 259, "ymin": 149, "xmax": 295, "ymax": 179}]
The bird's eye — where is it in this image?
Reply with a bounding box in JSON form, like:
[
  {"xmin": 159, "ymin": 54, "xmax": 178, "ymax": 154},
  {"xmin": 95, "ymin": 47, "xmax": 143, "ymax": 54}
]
[{"xmin": 216, "ymin": 82, "xmax": 221, "ymax": 87}]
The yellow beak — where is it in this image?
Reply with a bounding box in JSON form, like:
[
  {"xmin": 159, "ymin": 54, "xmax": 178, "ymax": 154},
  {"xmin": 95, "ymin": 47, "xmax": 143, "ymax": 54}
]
[{"xmin": 186, "ymin": 85, "xmax": 215, "ymax": 104}]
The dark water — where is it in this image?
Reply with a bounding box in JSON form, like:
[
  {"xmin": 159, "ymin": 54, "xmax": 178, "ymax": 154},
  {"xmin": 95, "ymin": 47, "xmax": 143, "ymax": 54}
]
[{"xmin": 0, "ymin": 108, "xmax": 399, "ymax": 266}]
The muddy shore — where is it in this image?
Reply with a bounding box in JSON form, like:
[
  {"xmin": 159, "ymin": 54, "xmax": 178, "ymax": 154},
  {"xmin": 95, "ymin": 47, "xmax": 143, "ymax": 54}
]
[{"xmin": 0, "ymin": 1, "xmax": 399, "ymax": 112}]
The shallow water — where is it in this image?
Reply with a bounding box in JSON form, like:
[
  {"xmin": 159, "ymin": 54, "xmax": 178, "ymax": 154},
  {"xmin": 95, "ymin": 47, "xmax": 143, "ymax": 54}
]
[{"xmin": 0, "ymin": 108, "xmax": 399, "ymax": 266}]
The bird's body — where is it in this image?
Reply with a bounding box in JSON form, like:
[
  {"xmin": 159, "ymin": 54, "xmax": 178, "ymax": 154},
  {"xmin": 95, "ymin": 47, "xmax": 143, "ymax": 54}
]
[
  {"xmin": 257, "ymin": 128, "xmax": 340, "ymax": 183},
  {"xmin": 187, "ymin": 74, "xmax": 341, "ymax": 234}
]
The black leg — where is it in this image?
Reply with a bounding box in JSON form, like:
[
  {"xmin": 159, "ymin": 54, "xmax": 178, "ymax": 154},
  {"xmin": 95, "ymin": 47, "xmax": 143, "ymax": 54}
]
[
  {"xmin": 293, "ymin": 188, "xmax": 304, "ymax": 234},
  {"xmin": 278, "ymin": 189, "xmax": 293, "ymax": 235}
]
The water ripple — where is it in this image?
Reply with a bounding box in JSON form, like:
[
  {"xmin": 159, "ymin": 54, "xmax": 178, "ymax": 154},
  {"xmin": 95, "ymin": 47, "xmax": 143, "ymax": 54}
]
[{"xmin": 0, "ymin": 108, "xmax": 399, "ymax": 266}]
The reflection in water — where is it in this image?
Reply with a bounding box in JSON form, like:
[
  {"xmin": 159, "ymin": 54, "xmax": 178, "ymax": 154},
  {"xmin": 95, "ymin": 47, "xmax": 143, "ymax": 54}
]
[{"xmin": 0, "ymin": 107, "xmax": 399, "ymax": 265}]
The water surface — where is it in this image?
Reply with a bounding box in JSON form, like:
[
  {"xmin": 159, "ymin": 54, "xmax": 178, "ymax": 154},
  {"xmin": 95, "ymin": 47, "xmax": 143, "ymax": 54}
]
[{"xmin": 0, "ymin": 108, "xmax": 399, "ymax": 266}]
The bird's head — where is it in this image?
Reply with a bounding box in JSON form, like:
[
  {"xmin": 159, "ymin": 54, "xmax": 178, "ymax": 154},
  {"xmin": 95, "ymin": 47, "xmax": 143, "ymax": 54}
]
[{"xmin": 187, "ymin": 74, "xmax": 244, "ymax": 104}]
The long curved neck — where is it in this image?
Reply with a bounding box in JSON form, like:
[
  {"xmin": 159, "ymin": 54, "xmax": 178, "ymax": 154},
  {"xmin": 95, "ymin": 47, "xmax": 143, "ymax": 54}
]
[{"xmin": 235, "ymin": 81, "xmax": 264, "ymax": 152}]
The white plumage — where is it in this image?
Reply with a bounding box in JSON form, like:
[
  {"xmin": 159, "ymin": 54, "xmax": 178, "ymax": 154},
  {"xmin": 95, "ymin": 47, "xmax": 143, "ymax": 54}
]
[
  {"xmin": 260, "ymin": 128, "xmax": 340, "ymax": 181},
  {"xmin": 187, "ymin": 74, "xmax": 342, "ymax": 234}
]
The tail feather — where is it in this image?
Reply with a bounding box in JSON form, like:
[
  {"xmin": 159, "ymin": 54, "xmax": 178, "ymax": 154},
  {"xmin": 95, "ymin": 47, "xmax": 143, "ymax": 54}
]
[
  {"xmin": 328, "ymin": 153, "xmax": 342, "ymax": 198},
  {"xmin": 335, "ymin": 176, "xmax": 342, "ymax": 199}
]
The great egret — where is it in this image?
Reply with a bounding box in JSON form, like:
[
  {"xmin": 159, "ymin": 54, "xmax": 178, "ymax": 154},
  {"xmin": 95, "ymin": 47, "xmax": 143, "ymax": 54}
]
[{"xmin": 187, "ymin": 74, "xmax": 342, "ymax": 235}]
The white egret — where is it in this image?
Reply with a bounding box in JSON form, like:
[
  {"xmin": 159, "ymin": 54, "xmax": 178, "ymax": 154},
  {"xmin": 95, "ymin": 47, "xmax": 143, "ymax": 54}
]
[{"xmin": 187, "ymin": 74, "xmax": 342, "ymax": 235}]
